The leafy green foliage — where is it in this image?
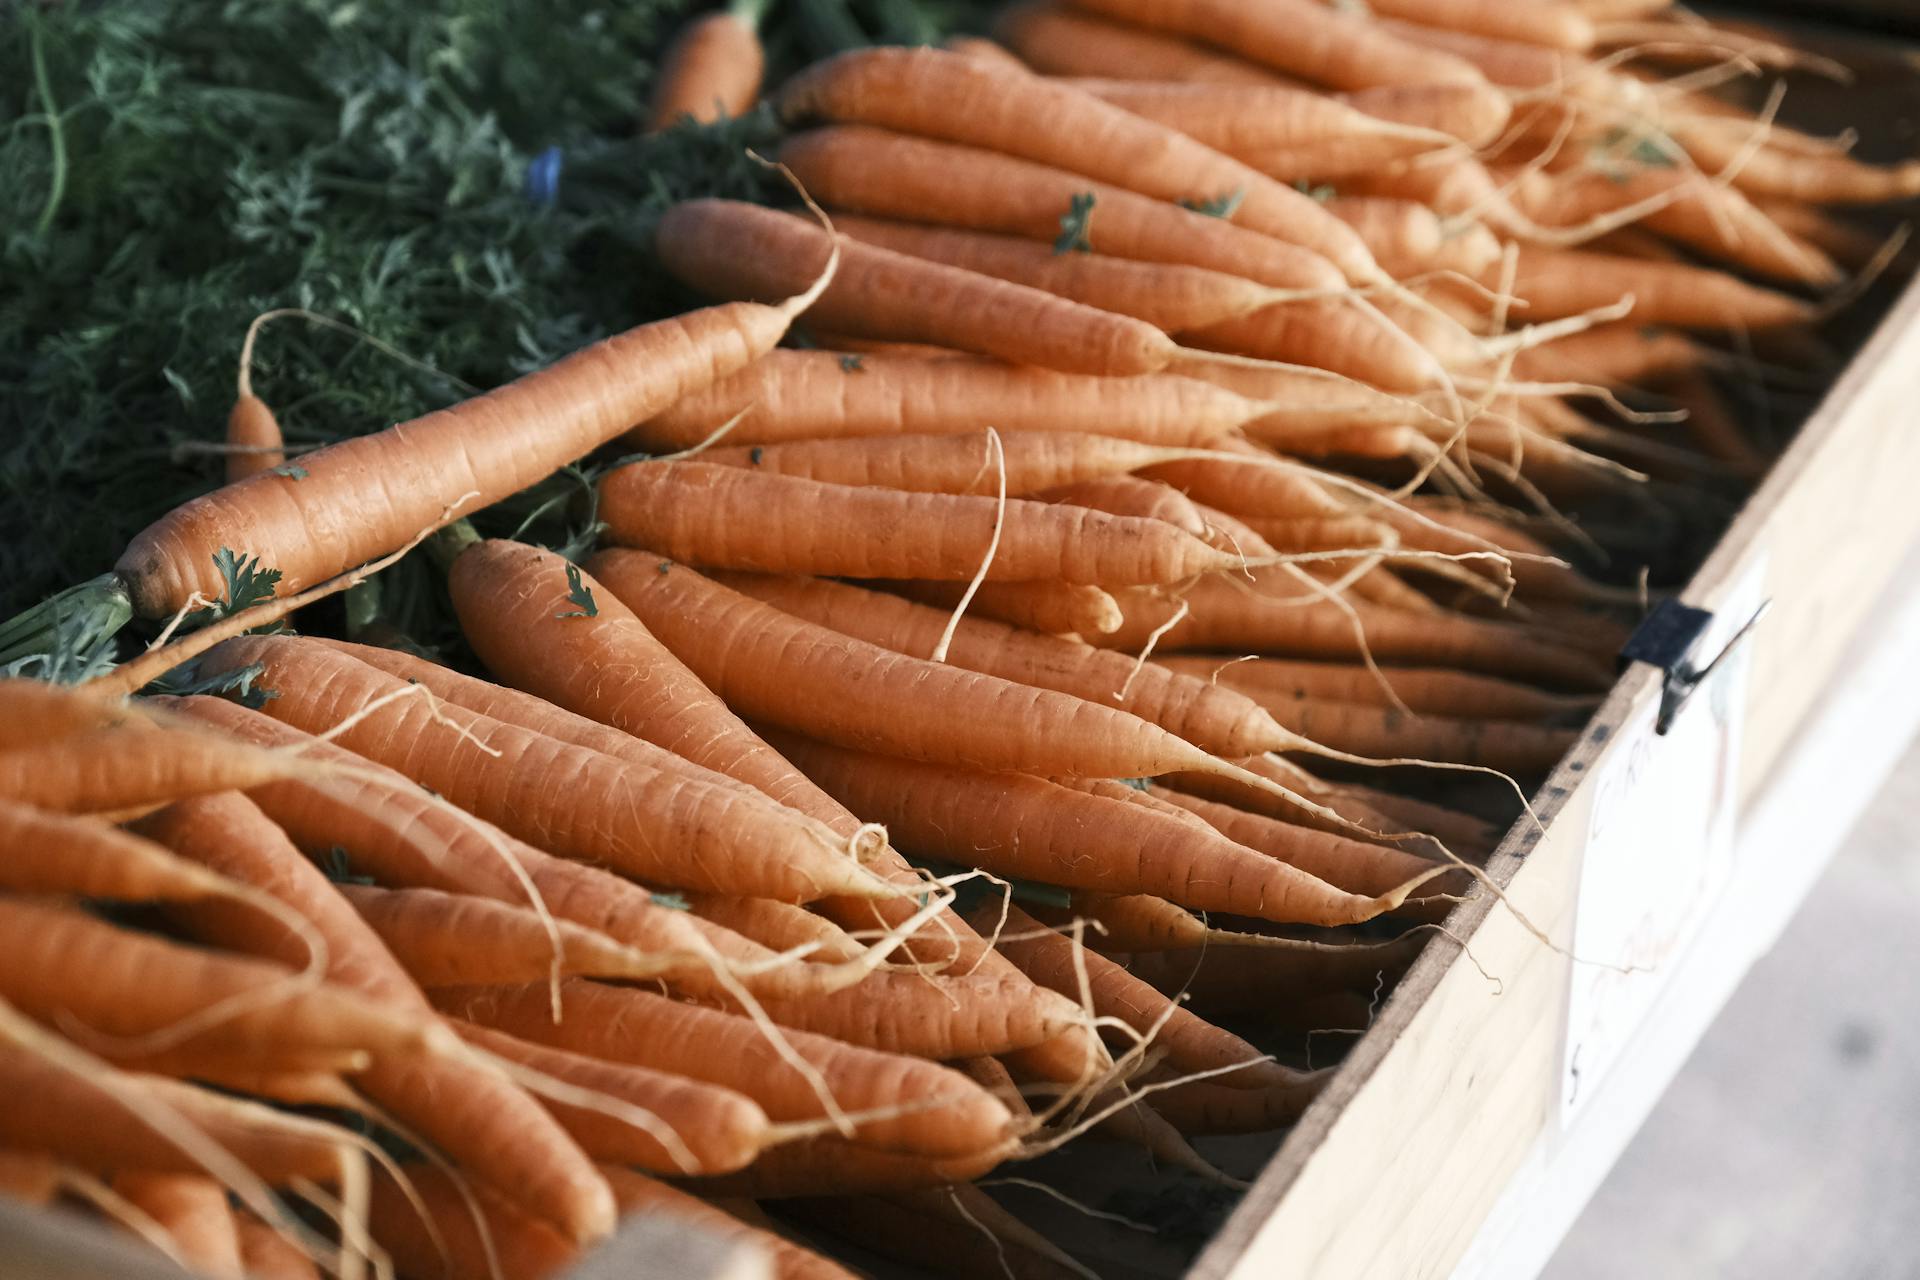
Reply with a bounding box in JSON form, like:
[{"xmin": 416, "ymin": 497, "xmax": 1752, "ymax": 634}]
[
  {"xmin": 1055, "ymin": 192, "xmax": 1098, "ymax": 254},
  {"xmin": 554, "ymin": 562, "xmax": 598, "ymax": 618},
  {"xmin": 1180, "ymin": 189, "xmax": 1245, "ymax": 219}
]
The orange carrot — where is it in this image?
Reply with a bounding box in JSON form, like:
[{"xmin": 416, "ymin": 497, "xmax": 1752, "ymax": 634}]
[
  {"xmin": 1366, "ymin": 0, "xmax": 1594, "ymax": 49},
  {"xmin": 203, "ymin": 633, "xmax": 891, "ymax": 903},
  {"xmin": 1154, "ymin": 655, "xmax": 1598, "ymax": 720},
  {"xmin": 1497, "ymin": 246, "xmax": 1817, "ymax": 330},
  {"xmin": 112, "ymin": 255, "xmax": 835, "ymax": 619},
  {"xmin": 368, "ymin": 1164, "xmax": 576, "ymax": 1280},
  {"xmin": 1331, "ymin": 196, "xmax": 1506, "ymax": 280},
  {"xmin": 1120, "ymin": 936, "xmax": 1425, "ymax": 1022},
  {"xmin": 1062, "ymin": 76, "xmax": 1457, "ymax": 159},
  {"xmin": 223, "ymin": 395, "xmax": 285, "ymax": 486},
  {"xmin": 235, "ymin": 1215, "xmax": 322, "ymax": 1280},
  {"xmin": 996, "ymin": 2, "xmax": 1290, "ymax": 84},
  {"xmin": 777, "ymin": 126, "xmax": 1381, "ymax": 296},
  {"xmin": 112, "ymin": 1172, "xmax": 244, "ymax": 1279},
  {"xmin": 685, "ymin": 897, "xmax": 867, "ymax": 965},
  {"xmin": 696, "ymin": 428, "xmax": 1186, "ymax": 496},
  {"xmin": 0, "ymin": 677, "xmax": 153, "ymax": 749},
  {"xmin": 1183, "ymin": 295, "xmax": 1449, "ymax": 391},
  {"xmin": 1341, "ymin": 81, "xmax": 1513, "ymax": 146},
  {"xmin": 835, "ymin": 213, "xmax": 1344, "ymax": 330},
  {"xmin": 1040, "ymin": 474, "xmax": 1211, "ymax": 537},
  {"xmin": 1067, "ymin": 0, "xmax": 1495, "ymax": 91},
  {"xmin": 771, "ymin": 732, "xmax": 1417, "ymax": 926},
  {"xmin": 1140, "ymin": 1066, "xmax": 1324, "ymax": 1134},
  {"xmin": 779, "ymin": 47, "xmax": 1382, "ymax": 281},
  {"xmin": 596, "ymin": 464, "xmax": 1247, "ymax": 586},
  {"xmin": 452, "ymin": 1022, "xmax": 777, "ymax": 1176},
  {"xmin": 0, "ymin": 723, "xmax": 308, "ymax": 815},
  {"xmin": 630, "ymin": 348, "xmax": 1269, "ymax": 451},
  {"xmin": 647, "ymin": 2, "xmax": 767, "ymax": 131},
  {"xmin": 0, "ymin": 799, "xmax": 243, "ymax": 903},
  {"xmin": 440, "ymin": 981, "xmax": 1016, "ymax": 1160},
  {"xmin": 882, "ymin": 578, "xmax": 1125, "ymax": 637},
  {"xmin": 678, "ymin": 1135, "xmax": 1013, "ymax": 1199}
]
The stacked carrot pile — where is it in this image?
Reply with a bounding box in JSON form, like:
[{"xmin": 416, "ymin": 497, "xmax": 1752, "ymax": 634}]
[{"xmin": 2, "ymin": 0, "xmax": 1916, "ymax": 1276}]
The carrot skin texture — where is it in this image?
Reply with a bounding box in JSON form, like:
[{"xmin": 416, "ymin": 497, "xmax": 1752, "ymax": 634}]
[
  {"xmin": 224, "ymin": 394, "xmax": 285, "ymax": 484},
  {"xmin": 996, "ymin": 2, "xmax": 1291, "ymax": 85},
  {"xmin": 601, "ymin": 1166, "xmax": 860, "ymax": 1280},
  {"xmin": 0, "ymin": 725, "xmax": 305, "ymax": 815},
  {"xmin": 440, "ymin": 981, "xmax": 1015, "ymax": 1160},
  {"xmin": 675, "ymin": 1136, "xmax": 1012, "ymax": 1199},
  {"xmin": 234, "ymin": 1216, "xmax": 322, "ymax": 1280},
  {"xmin": 648, "ymin": 10, "xmax": 765, "ymax": 130},
  {"xmin": 112, "ymin": 1172, "xmax": 245, "ymax": 1279},
  {"xmin": 369, "ymin": 1165, "xmax": 578, "ymax": 1280},
  {"xmin": 115, "ymin": 292, "xmax": 820, "ymax": 618}
]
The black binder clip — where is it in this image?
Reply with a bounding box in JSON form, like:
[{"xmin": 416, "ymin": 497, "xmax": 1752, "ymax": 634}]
[{"xmin": 1621, "ymin": 597, "xmax": 1772, "ymax": 735}]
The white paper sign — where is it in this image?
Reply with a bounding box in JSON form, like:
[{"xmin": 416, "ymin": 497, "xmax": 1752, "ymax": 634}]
[{"xmin": 1560, "ymin": 558, "xmax": 1766, "ymax": 1121}]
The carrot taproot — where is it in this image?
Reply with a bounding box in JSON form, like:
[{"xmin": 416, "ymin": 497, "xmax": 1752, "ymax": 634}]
[
  {"xmin": 1509, "ymin": 321, "xmax": 1706, "ymax": 385},
  {"xmin": 692, "ymin": 897, "xmax": 866, "ymax": 965},
  {"xmin": 1377, "ymin": 19, "xmax": 1626, "ymax": 100},
  {"xmin": 769, "ymin": 732, "xmax": 1419, "ymax": 927},
  {"xmin": 660, "ymin": 199, "xmax": 1203, "ymax": 377},
  {"xmin": 1286, "ymin": 695, "xmax": 1574, "ymax": 770},
  {"xmin": 112, "ymin": 247, "xmax": 836, "ymax": 619},
  {"xmin": 438, "ymin": 981, "xmax": 1016, "ymax": 1160},
  {"xmin": 1340, "ymin": 82, "xmax": 1514, "ymax": 146},
  {"xmin": 1154, "ymin": 655, "xmax": 1598, "ymax": 719},
  {"xmin": 112, "ymin": 1172, "xmax": 244, "ymax": 1279},
  {"xmin": 775, "ymin": 126, "xmax": 1381, "ymax": 297},
  {"xmin": 884, "ymin": 579, "xmax": 1125, "ymax": 637},
  {"xmin": 714, "ymin": 572, "xmax": 1292, "ymax": 760},
  {"xmin": 1331, "ymin": 196, "xmax": 1505, "ymax": 281},
  {"xmin": 1031, "ymin": 892, "xmax": 1211, "ymax": 951},
  {"xmin": 0, "ymin": 799, "xmax": 244, "ymax": 903},
  {"xmin": 0, "ymin": 897, "xmax": 439, "ymax": 1064},
  {"xmin": 834, "ymin": 213, "xmax": 1345, "ymax": 331},
  {"xmin": 787, "ymin": 1186, "xmax": 1088, "ymax": 1280},
  {"xmin": 0, "ymin": 1048, "xmax": 350, "ymax": 1185},
  {"xmin": 1140, "ymin": 1065, "xmax": 1325, "ymax": 1134},
  {"xmin": 680, "ymin": 1135, "xmax": 1015, "ymax": 1200},
  {"xmin": 1495, "ymin": 246, "xmax": 1817, "ymax": 330},
  {"xmin": 1182, "ymin": 295, "xmax": 1450, "ymax": 392},
  {"xmin": 1366, "ymin": 0, "xmax": 1594, "ymax": 48},
  {"xmin": 1063, "ymin": 77, "xmax": 1456, "ymax": 158},
  {"xmin": 202, "ymin": 634, "xmax": 891, "ymax": 903},
  {"xmin": 630, "ymin": 348, "xmax": 1268, "ymax": 451},
  {"xmin": 1094, "ymin": 578, "xmax": 1617, "ymax": 688},
  {"xmin": 779, "ymin": 47, "xmax": 1383, "ymax": 282},
  {"xmin": 223, "ymin": 394, "xmax": 285, "ymax": 486},
  {"xmin": 1159, "ymin": 751, "xmax": 1455, "ymax": 856},
  {"xmin": 943, "ymin": 32, "xmax": 1031, "ymax": 72},
  {"xmin": 1067, "ymin": 0, "xmax": 1495, "ymax": 90},
  {"xmin": 600, "ymin": 1166, "xmax": 861, "ymax": 1280},
  {"xmin": 1120, "ymin": 935, "xmax": 1426, "ymax": 1021},
  {"xmin": 995, "ymin": 1, "xmax": 1291, "ymax": 84},
  {"xmin": 647, "ymin": 1, "xmax": 767, "ymax": 131},
  {"xmin": 595, "ymin": 464, "xmax": 1249, "ymax": 586},
  {"xmin": 134, "ymin": 790, "xmax": 619, "ymax": 1245},
  {"xmin": 1344, "ymin": 154, "xmax": 1533, "ymax": 235},
  {"xmin": 0, "ymin": 678, "xmax": 154, "ymax": 749},
  {"xmin": 235, "ymin": 1215, "xmax": 322, "ymax": 1280},
  {"xmin": 1040, "ymin": 474, "xmax": 1211, "ymax": 538},
  {"xmin": 0, "ymin": 723, "xmax": 309, "ymax": 815},
  {"xmin": 451, "ymin": 1023, "xmax": 775, "ymax": 1177},
  {"xmin": 1144, "ymin": 785, "xmax": 1459, "ymax": 900},
  {"xmin": 696, "ymin": 429, "xmax": 1185, "ymax": 497},
  {"xmin": 369, "ymin": 1164, "xmax": 576, "ymax": 1280},
  {"xmin": 985, "ymin": 906, "xmax": 1298, "ymax": 1090}
]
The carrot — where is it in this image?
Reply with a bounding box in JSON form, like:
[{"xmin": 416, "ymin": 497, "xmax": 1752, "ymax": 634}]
[
  {"xmin": 596, "ymin": 464, "xmax": 1250, "ymax": 586},
  {"xmin": 1340, "ymin": 82, "xmax": 1514, "ymax": 147},
  {"xmin": 133, "ymin": 791, "xmax": 619, "ymax": 1245},
  {"xmin": 1364, "ymin": 0, "xmax": 1594, "ymax": 48},
  {"xmin": 1496, "ymin": 246, "xmax": 1817, "ymax": 330},
  {"xmin": 986, "ymin": 906, "xmax": 1298, "ymax": 1090},
  {"xmin": 1330, "ymin": 196, "xmax": 1505, "ymax": 280},
  {"xmin": 1063, "ymin": 77, "xmax": 1457, "ymax": 159},
  {"xmin": 1182, "ymin": 295, "xmax": 1449, "ymax": 392},
  {"xmin": 334, "ymin": 884, "xmax": 671, "ymax": 987},
  {"xmin": 222, "ymin": 393, "xmax": 286, "ymax": 487},
  {"xmin": 995, "ymin": 2, "xmax": 1292, "ymax": 85},
  {"xmin": 1509, "ymin": 321, "xmax": 1706, "ymax": 385},
  {"xmin": 883, "ymin": 579, "xmax": 1125, "ymax": 637},
  {"xmin": 1094, "ymin": 579, "xmax": 1617, "ymax": 689},
  {"xmin": 1140, "ymin": 1066, "xmax": 1324, "ymax": 1134},
  {"xmin": 439, "ymin": 981, "xmax": 1016, "ymax": 1160},
  {"xmin": 657, "ymin": 198, "xmax": 1224, "ymax": 377},
  {"xmin": 776, "ymin": 126, "xmax": 1381, "ymax": 297},
  {"xmin": 943, "ymin": 32, "xmax": 1031, "ymax": 72},
  {"xmin": 677, "ymin": 1135, "xmax": 1012, "ymax": 1199},
  {"xmin": 1032, "ymin": 892, "xmax": 1212, "ymax": 952},
  {"xmin": 1146, "ymin": 784, "xmax": 1462, "ymax": 902},
  {"xmin": 450, "ymin": 1023, "xmax": 776, "ymax": 1177},
  {"xmin": 771, "ymin": 732, "xmax": 1418, "ymax": 926},
  {"xmin": 1154, "ymin": 655, "xmax": 1598, "ymax": 720},
  {"xmin": 600, "ymin": 1166, "xmax": 861, "ymax": 1280},
  {"xmin": 696, "ymin": 429, "xmax": 1187, "ymax": 497},
  {"xmin": 204, "ymin": 634, "xmax": 891, "ymax": 903},
  {"xmin": 1067, "ymin": 0, "xmax": 1495, "ymax": 90},
  {"xmin": 630, "ymin": 347, "xmax": 1270, "ymax": 451},
  {"xmin": 1120, "ymin": 936, "xmax": 1425, "ymax": 1023},
  {"xmin": 1041, "ymin": 474, "xmax": 1210, "ymax": 537},
  {"xmin": 112, "ymin": 247, "xmax": 835, "ymax": 619},
  {"xmin": 1275, "ymin": 694, "xmax": 1575, "ymax": 770},
  {"xmin": 835, "ymin": 213, "xmax": 1345, "ymax": 330},
  {"xmin": 788, "ymin": 1188, "xmax": 1089, "ymax": 1280},
  {"xmin": 779, "ymin": 47, "xmax": 1383, "ymax": 282},
  {"xmin": 112, "ymin": 1172, "xmax": 245, "ymax": 1279},
  {"xmin": 647, "ymin": 0, "xmax": 767, "ymax": 131},
  {"xmin": 0, "ymin": 722, "xmax": 310, "ymax": 815},
  {"xmin": 715, "ymin": 572, "xmax": 1292, "ymax": 759},
  {"xmin": 0, "ymin": 1047, "xmax": 349, "ymax": 1185},
  {"xmin": 0, "ymin": 677, "xmax": 154, "ymax": 749},
  {"xmin": 369, "ymin": 1164, "xmax": 576, "ymax": 1280},
  {"xmin": 0, "ymin": 798, "xmax": 243, "ymax": 903},
  {"xmin": 0, "ymin": 897, "xmax": 441, "ymax": 1064},
  {"xmin": 235, "ymin": 1215, "xmax": 323, "ymax": 1280}
]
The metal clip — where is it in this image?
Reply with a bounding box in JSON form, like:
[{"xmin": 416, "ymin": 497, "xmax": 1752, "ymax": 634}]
[{"xmin": 1621, "ymin": 597, "xmax": 1772, "ymax": 735}]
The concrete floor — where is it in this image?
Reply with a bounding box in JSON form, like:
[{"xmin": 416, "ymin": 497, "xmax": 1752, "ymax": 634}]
[{"xmin": 1545, "ymin": 736, "xmax": 1920, "ymax": 1280}]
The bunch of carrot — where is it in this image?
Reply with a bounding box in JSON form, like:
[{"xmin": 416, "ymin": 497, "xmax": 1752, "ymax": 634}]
[{"xmin": 3, "ymin": 0, "xmax": 1914, "ymax": 1276}]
